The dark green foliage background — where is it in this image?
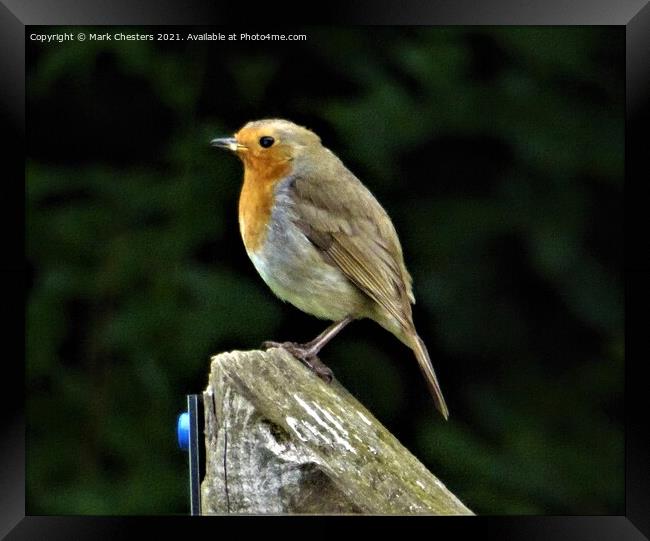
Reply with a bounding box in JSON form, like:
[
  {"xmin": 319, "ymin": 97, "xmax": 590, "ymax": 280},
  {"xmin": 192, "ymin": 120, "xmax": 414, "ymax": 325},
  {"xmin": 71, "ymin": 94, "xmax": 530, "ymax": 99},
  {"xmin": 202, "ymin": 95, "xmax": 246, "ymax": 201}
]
[{"xmin": 27, "ymin": 27, "xmax": 623, "ymax": 515}]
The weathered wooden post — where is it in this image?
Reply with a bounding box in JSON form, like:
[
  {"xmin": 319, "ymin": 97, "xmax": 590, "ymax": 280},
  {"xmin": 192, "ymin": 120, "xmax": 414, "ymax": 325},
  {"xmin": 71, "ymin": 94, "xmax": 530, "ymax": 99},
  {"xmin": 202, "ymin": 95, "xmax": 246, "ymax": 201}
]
[{"xmin": 201, "ymin": 348, "xmax": 473, "ymax": 515}]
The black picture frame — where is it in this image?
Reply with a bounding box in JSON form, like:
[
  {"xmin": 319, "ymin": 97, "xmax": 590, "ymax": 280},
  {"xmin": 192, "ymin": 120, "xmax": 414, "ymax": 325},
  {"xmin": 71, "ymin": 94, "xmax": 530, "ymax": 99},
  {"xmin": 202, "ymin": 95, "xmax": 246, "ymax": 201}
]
[{"xmin": 3, "ymin": 0, "xmax": 649, "ymax": 538}]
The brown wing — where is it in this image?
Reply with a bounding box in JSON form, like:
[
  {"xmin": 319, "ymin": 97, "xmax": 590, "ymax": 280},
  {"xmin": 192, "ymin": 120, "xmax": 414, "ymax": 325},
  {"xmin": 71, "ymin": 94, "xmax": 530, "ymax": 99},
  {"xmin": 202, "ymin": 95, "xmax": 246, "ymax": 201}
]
[
  {"xmin": 290, "ymin": 156, "xmax": 450, "ymax": 420},
  {"xmin": 290, "ymin": 159, "xmax": 415, "ymax": 331}
]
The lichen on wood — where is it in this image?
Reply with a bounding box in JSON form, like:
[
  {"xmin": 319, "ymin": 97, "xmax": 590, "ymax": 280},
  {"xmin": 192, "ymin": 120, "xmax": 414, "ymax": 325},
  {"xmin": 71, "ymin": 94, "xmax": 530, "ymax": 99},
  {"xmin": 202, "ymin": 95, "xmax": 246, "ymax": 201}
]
[{"xmin": 201, "ymin": 348, "xmax": 473, "ymax": 515}]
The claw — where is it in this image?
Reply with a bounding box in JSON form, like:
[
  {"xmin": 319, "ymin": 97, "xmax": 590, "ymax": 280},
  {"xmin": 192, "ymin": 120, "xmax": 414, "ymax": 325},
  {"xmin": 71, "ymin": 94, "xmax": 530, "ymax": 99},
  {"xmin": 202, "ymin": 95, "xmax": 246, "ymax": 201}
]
[
  {"xmin": 308, "ymin": 358, "xmax": 334, "ymax": 383},
  {"xmin": 261, "ymin": 340, "xmax": 334, "ymax": 383}
]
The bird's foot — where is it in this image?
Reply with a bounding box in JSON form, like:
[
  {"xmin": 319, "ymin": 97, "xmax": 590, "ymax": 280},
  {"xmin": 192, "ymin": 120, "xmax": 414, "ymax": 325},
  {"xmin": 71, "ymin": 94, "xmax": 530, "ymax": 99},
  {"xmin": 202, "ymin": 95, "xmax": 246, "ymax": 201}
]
[{"xmin": 261, "ymin": 340, "xmax": 334, "ymax": 383}]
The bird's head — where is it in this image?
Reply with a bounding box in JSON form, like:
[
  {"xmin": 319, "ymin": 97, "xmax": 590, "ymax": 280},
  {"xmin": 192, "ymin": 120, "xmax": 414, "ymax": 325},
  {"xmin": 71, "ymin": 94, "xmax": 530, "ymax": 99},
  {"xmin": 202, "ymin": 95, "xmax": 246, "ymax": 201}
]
[{"xmin": 211, "ymin": 119, "xmax": 321, "ymax": 172}]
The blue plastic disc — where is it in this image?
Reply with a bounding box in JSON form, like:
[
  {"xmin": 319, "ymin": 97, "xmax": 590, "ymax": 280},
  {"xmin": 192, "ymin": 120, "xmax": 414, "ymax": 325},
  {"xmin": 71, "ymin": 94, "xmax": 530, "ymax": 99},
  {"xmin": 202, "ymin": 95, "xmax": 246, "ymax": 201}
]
[{"xmin": 177, "ymin": 412, "xmax": 190, "ymax": 451}]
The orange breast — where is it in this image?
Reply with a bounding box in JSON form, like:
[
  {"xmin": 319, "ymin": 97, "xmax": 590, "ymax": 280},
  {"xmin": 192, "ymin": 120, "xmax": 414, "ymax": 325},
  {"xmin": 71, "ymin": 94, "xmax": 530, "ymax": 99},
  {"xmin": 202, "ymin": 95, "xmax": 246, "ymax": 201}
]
[{"xmin": 238, "ymin": 159, "xmax": 291, "ymax": 253}]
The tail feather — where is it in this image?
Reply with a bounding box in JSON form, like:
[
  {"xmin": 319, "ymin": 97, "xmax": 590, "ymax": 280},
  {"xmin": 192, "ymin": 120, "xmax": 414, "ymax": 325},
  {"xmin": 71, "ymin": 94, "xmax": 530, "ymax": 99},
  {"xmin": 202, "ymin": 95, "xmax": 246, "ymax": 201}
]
[{"xmin": 411, "ymin": 334, "xmax": 449, "ymax": 420}]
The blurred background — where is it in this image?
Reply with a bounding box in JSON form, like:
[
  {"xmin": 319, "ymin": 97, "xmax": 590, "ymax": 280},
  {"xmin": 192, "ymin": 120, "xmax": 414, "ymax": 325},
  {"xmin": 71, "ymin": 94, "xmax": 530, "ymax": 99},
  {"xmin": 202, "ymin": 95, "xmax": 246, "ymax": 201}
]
[{"xmin": 26, "ymin": 26, "xmax": 623, "ymax": 515}]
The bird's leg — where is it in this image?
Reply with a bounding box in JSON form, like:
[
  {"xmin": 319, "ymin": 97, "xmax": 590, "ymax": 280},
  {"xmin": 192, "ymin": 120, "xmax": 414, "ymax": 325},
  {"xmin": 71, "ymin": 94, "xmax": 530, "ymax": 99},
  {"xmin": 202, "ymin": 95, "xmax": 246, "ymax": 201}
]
[
  {"xmin": 262, "ymin": 316, "xmax": 353, "ymax": 382},
  {"xmin": 300, "ymin": 316, "xmax": 353, "ymax": 355}
]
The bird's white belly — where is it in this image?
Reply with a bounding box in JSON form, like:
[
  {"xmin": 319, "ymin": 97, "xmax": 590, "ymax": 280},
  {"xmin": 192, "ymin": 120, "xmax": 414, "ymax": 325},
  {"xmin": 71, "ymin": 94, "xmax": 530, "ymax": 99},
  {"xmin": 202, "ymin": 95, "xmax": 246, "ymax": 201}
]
[{"xmin": 246, "ymin": 216, "xmax": 365, "ymax": 321}]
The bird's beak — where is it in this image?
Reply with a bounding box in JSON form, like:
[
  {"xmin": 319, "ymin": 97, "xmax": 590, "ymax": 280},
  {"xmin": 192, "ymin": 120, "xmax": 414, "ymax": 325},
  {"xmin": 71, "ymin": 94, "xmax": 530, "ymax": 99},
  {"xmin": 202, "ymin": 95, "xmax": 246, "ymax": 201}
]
[{"xmin": 210, "ymin": 137, "xmax": 240, "ymax": 152}]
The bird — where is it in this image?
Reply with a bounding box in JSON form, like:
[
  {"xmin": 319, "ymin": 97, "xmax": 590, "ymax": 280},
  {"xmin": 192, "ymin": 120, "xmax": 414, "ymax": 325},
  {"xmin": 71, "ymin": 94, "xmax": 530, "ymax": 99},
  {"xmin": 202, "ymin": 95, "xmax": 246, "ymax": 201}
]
[{"xmin": 211, "ymin": 119, "xmax": 449, "ymax": 420}]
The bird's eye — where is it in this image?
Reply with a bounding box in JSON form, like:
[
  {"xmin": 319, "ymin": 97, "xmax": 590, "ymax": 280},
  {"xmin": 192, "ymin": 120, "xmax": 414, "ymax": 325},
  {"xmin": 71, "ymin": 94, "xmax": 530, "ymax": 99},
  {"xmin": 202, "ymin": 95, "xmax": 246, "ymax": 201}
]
[{"xmin": 259, "ymin": 136, "xmax": 275, "ymax": 148}]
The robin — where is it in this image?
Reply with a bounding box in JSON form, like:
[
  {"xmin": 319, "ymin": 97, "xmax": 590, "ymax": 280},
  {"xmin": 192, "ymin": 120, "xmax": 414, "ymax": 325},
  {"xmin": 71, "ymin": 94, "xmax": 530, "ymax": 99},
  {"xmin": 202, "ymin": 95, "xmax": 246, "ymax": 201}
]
[{"xmin": 211, "ymin": 119, "xmax": 449, "ymax": 419}]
